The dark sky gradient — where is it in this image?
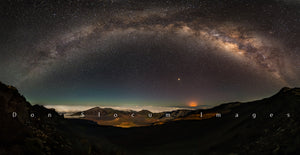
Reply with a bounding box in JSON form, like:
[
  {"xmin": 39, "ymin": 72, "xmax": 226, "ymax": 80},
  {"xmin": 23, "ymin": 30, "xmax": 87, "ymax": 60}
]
[{"xmin": 0, "ymin": 0, "xmax": 299, "ymax": 109}]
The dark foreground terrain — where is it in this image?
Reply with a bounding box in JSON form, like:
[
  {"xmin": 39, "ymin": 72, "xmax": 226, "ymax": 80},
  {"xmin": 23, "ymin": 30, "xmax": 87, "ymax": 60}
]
[{"xmin": 1, "ymin": 81, "xmax": 300, "ymax": 155}]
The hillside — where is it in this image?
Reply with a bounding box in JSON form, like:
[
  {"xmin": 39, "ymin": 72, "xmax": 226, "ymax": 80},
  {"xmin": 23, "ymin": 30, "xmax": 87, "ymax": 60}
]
[{"xmin": 1, "ymin": 81, "xmax": 300, "ymax": 154}]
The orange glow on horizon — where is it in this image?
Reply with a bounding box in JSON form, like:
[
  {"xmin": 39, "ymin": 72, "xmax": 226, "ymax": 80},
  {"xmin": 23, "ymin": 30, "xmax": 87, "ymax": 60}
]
[{"xmin": 188, "ymin": 101, "xmax": 198, "ymax": 107}]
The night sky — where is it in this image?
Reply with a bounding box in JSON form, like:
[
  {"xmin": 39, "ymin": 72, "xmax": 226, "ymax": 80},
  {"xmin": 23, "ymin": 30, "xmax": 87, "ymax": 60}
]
[{"xmin": 1, "ymin": 0, "xmax": 299, "ymax": 111}]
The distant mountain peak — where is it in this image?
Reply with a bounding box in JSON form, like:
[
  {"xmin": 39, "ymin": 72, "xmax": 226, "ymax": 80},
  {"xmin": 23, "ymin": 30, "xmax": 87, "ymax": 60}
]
[
  {"xmin": 279, "ymin": 87, "xmax": 292, "ymax": 93},
  {"xmin": 275, "ymin": 87, "xmax": 300, "ymax": 96}
]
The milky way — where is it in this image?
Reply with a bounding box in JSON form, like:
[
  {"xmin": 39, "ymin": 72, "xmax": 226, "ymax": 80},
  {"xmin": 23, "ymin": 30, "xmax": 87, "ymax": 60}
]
[{"xmin": 0, "ymin": 0, "xmax": 299, "ymax": 108}]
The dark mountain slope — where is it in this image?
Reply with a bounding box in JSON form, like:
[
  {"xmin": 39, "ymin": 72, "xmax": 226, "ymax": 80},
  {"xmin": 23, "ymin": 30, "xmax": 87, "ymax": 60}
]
[
  {"xmin": 100, "ymin": 87, "xmax": 300, "ymax": 155},
  {"xmin": 0, "ymin": 82, "xmax": 120, "ymax": 155},
  {"xmin": 1, "ymin": 81, "xmax": 300, "ymax": 154}
]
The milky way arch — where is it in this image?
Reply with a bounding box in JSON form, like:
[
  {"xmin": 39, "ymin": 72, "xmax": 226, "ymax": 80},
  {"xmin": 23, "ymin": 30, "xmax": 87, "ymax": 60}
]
[{"xmin": 1, "ymin": 0, "xmax": 299, "ymax": 106}]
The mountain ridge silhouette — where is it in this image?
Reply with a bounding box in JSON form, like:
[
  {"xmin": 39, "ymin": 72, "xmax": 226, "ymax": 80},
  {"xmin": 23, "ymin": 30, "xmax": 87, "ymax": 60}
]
[{"xmin": 1, "ymin": 81, "xmax": 300, "ymax": 154}]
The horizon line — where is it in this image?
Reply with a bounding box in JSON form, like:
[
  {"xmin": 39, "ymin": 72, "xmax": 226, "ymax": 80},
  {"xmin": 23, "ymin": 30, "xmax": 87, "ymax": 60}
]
[{"xmin": 44, "ymin": 104, "xmax": 212, "ymax": 113}]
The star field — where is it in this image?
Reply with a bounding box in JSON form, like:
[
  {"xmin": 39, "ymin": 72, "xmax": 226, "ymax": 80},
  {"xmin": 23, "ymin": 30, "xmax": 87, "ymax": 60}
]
[{"xmin": 0, "ymin": 0, "xmax": 299, "ymax": 108}]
